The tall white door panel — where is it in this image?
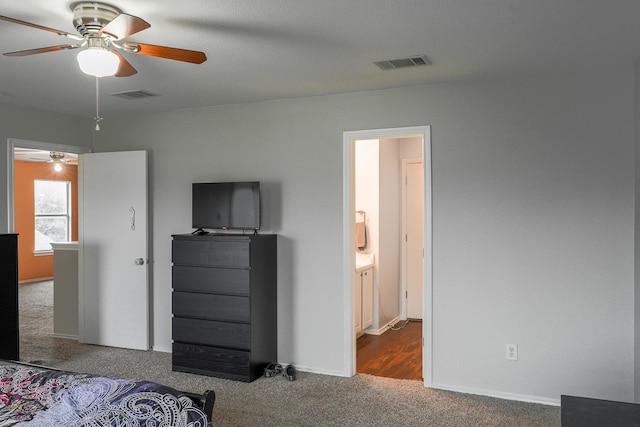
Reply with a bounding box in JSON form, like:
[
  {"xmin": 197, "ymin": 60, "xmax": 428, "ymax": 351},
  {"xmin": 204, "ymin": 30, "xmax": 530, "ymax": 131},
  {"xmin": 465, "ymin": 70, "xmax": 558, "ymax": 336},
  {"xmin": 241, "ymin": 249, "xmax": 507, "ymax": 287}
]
[
  {"xmin": 406, "ymin": 161, "xmax": 424, "ymax": 319},
  {"xmin": 79, "ymin": 150, "xmax": 149, "ymax": 350}
]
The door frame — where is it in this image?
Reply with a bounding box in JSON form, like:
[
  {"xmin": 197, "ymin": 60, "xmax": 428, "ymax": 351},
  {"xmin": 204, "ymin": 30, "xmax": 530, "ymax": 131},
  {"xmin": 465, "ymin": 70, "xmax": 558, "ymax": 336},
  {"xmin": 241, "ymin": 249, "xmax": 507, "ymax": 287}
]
[
  {"xmin": 7, "ymin": 138, "xmax": 92, "ymax": 355},
  {"xmin": 401, "ymin": 158, "xmax": 423, "ymax": 320},
  {"xmin": 342, "ymin": 125, "xmax": 433, "ymax": 387},
  {"xmin": 7, "ymin": 138, "xmax": 92, "ymax": 232}
]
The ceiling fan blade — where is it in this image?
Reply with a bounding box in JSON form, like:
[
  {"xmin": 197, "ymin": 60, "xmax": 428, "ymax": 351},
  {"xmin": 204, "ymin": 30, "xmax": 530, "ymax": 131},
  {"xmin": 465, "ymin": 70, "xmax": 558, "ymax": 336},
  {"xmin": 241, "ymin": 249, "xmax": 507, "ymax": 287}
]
[
  {"xmin": 113, "ymin": 51, "xmax": 137, "ymax": 77},
  {"xmin": 123, "ymin": 42, "xmax": 207, "ymax": 64},
  {"xmin": 3, "ymin": 44, "xmax": 79, "ymax": 57},
  {"xmin": 0, "ymin": 15, "xmax": 82, "ymax": 40},
  {"xmin": 100, "ymin": 13, "xmax": 150, "ymax": 40}
]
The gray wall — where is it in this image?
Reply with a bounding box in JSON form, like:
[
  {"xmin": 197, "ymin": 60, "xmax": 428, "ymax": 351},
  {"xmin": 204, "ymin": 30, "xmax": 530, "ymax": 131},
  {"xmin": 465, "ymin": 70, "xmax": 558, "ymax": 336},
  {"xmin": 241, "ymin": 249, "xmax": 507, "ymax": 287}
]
[
  {"xmin": 0, "ymin": 103, "xmax": 91, "ymax": 233},
  {"xmin": 430, "ymin": 73, "xmax": 633, "ymax": 402},
  {"xmin": 1, "ymin": 66, "xmax": 632, "ymax": 404},
  {"xmin": 90, "ymin": 68, "xmax": 635, "ymax": 403}
]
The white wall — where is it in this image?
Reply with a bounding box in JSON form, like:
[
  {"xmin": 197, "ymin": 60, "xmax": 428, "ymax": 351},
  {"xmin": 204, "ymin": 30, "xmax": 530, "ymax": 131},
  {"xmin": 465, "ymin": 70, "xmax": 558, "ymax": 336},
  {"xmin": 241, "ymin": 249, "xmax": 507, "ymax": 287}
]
[
  {"xmin": 378, "ymin": 138, "xmax": 401, "ymax": 327},
  {"xmin": 635, "ymin": 58, "xmax": 640, "ymax": 402},
  {"xmin": 355, "ymin": 139, "xmax": 380, "ymax": 330},
  {"xmin": 355, "ymin": 139, "xmax": 379, "ymax": 261},
  {"xmin": 398, "ymin": 137, "xmax": 422, "ymax": 159},
  {"xmin": 88, "ymin": 68, "xmax": 635, "ymax": 403}
]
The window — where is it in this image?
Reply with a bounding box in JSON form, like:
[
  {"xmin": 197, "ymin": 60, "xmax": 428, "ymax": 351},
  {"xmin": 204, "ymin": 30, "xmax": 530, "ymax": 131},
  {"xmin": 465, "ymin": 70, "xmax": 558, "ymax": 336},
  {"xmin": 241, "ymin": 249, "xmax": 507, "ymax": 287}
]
[{"xmin": 34, "ymin": 180, "xmax": 71, "ymax": 253}]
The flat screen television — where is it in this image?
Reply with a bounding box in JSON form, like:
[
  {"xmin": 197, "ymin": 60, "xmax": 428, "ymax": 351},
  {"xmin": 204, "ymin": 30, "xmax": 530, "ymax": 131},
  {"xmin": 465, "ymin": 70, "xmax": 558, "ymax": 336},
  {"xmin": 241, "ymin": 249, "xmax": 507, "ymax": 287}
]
[{"xmin": 192, "ymin": 182, "xmax": 261, "ymax": 232}]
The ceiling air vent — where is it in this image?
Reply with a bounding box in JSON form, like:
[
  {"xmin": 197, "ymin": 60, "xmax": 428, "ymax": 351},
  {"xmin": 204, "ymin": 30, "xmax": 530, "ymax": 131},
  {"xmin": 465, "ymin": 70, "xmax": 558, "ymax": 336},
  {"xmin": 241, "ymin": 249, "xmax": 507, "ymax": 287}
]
[
  {"xmin": 374, "ymin": 55, "xmax": 432, "ymax": 70},
  {"xmin": 111, "ymin": 90, "xmax": 158, "ymax": 100}
]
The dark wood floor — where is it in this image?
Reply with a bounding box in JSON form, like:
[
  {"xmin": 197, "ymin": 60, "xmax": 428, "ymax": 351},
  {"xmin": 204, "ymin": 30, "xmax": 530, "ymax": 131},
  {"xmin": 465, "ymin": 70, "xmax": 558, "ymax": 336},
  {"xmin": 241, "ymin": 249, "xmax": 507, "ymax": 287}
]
[{"xmin": 356, "ymin": 320, "xmax": 422, "ymax": 380}]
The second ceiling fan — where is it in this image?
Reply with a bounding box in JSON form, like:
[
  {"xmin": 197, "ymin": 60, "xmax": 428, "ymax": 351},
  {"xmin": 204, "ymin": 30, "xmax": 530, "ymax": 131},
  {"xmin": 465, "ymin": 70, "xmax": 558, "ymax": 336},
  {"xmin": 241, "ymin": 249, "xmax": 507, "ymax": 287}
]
[{"xmin": 0, "ymin": 1, "xmax": 207, "ymax": 77}]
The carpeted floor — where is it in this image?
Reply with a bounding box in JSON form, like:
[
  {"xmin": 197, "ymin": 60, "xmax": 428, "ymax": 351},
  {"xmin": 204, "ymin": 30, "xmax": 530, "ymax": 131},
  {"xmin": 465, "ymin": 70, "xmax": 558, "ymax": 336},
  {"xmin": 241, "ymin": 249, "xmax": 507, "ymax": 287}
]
[{"xmin": 18, "ymin": 280, "xmax": 561, "ymax": 426}]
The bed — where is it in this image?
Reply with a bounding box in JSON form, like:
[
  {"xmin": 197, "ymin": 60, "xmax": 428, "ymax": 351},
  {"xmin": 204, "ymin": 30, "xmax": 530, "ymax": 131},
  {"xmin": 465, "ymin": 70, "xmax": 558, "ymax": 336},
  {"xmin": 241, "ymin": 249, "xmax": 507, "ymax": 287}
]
[{"xmin": 0, "ymin": 360, "xmax": 215, "ymax": 426}]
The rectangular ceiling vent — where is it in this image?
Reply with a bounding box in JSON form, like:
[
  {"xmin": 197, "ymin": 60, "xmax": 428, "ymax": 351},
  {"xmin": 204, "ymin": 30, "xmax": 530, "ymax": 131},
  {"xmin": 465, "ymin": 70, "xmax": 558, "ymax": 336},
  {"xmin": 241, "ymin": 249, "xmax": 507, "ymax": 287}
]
[
  {"xmin": 111, "ymin": 90, "xmax": 159, "ymax": 100},
  {"xmin": 374, "ymin": 55, "xmax": 432, "ymax": 70}
]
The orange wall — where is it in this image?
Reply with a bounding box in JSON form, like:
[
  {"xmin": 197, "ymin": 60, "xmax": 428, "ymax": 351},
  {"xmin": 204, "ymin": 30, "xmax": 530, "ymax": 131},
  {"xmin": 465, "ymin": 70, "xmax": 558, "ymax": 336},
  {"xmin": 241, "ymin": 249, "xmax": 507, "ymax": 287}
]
[{"xmin": 15, "ymin": 160, "xmax": 78, "ymax": 282}]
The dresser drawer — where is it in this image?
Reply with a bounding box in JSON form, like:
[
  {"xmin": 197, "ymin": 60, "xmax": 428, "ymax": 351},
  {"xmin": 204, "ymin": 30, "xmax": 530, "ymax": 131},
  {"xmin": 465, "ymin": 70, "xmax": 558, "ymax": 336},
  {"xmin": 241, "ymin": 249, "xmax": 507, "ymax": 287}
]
[
  {"xmin": 172, "ymin": 265, "xmax": 250, "ymax": 295},
  {"xmin": 173, "ymin": 317, "xmax": 250, "ymax": 350},
  {"xmin": 173, "ymin": 292, "xmax": 250, "ymax": 322},
  {"xmin": 172, "ymin": 343, "xmax": 250, "ymax": 379},
  {"xmin": 172, "ymin": 239, "xmax": 250, "ymax": 267}
]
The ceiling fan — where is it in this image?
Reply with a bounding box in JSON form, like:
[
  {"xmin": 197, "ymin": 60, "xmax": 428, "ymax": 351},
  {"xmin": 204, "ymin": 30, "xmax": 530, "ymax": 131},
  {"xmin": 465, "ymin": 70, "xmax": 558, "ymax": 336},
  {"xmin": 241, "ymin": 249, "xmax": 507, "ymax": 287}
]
[
  {"xmin": 48, "ymin": 151, "xmax": 77, "ymax": 171},
  {"xmin": 0, "ymin": 1, "xmax": 207, "ymax": 78},
  {"xmin": 49, "ymin": 151, "xmax": 76, "ymax": 164}
]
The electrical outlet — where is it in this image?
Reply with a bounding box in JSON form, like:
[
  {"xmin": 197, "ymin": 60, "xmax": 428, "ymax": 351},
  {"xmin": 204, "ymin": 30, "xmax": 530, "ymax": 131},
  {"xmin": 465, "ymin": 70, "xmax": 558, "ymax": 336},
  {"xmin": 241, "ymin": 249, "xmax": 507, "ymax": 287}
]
[{"xmin": 506, "ymin": 344, "xmax": 518, "ymax": 361}]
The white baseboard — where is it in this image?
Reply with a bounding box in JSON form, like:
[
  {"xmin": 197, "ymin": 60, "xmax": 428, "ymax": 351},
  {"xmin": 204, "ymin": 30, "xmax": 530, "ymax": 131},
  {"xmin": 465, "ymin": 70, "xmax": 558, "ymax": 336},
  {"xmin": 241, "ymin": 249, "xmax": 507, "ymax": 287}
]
[
  {"xmin": 19, "ymin": 277, "xmax": 54, "ymax": 284},
  {"xmin": 364, "ymin": 316, "xmax": 401, "ymax": 336},
  {"xmin": 281, "ymin": 363, "xmax": 348, "ymax": 378},
  {"xmin": 429, "ymin": 383, "xmax": 560, "ymax": 406},
  {"xmin": 52, "ymin": 333, "xmax": 78, "ymax": 340},
  {"xmin": 152, "ymin": 345, "xmax": 172, "ymax": 353},
  {"xmin": 272, "ymin": 366, "xmax": 561, "ymax": 405}
]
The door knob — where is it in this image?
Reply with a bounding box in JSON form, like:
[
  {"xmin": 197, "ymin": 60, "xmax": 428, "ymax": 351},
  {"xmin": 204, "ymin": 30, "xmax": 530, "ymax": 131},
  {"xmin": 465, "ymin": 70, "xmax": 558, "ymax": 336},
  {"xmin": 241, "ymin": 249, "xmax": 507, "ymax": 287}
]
[{"xmin": 134, "ymin": 258, "xmax": 145, "ymax": 265}]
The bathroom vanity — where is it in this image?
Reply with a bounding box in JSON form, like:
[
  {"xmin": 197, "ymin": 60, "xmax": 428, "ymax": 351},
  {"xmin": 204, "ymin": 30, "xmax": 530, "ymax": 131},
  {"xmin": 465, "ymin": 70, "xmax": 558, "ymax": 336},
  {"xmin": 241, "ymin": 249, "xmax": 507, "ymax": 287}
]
[{"xmin": 355, "ymin": 253, "xmax": 374, "ymax": 337}]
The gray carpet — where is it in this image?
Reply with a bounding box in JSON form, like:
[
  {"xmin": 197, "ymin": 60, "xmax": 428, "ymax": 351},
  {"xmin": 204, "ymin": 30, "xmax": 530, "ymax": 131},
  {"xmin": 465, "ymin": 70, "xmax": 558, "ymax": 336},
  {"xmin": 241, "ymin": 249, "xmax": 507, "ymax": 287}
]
[{"xmin": 18, "ymin": 280, "xmax": 560, "ymax": 426}]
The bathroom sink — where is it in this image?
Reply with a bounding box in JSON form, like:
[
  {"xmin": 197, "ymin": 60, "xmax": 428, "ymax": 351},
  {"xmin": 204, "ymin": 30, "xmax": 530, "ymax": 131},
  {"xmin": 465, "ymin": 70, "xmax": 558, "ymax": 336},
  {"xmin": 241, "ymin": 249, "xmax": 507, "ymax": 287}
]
[{"xmin": 355, "ymin": 252, "xmax": 374, "ymax": 272}]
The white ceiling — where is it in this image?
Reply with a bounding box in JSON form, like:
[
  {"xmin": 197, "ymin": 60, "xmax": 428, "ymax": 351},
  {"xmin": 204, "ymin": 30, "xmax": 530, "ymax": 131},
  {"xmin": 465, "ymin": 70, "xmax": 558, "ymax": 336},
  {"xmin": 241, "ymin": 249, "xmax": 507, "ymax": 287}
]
[
  {"xmin": 14, "ymin": 147, "xmax": 78, "ymax": 163},
  {"xmin": 2, "ymin": 1, "xmax": 640, "ymax": 119}
]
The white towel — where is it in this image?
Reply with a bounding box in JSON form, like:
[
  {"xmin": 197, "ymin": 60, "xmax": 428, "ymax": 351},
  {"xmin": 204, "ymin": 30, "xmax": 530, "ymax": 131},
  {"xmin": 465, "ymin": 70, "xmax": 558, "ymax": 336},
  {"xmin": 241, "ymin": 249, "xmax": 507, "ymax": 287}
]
[{"xmin": 355, "ymin": 212, "xmax": 366, "ymax": 250}]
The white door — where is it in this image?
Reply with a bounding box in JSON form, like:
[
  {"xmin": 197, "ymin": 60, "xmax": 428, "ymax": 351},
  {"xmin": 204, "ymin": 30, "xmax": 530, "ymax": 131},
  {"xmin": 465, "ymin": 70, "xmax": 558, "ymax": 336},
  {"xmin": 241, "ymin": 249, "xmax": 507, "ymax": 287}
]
[
  {"xmin": 79, "ymin": 150, "xmax": 149, "ymax": 350},
  {"xmin": 405, "ymin": 161, "xmax": 424, "ymax": 319}
]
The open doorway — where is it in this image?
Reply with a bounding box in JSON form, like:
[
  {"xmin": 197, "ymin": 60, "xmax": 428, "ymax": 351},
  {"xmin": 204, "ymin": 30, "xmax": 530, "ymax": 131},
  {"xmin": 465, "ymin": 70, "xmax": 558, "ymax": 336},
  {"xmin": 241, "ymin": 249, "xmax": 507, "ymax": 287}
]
[
  {"xmin": 7, "ymin": 138, "xmax": 91, "ymax": 362},
  {"xmin": 9, "ymin": 141, "xmax": 151, "ymax": 359},
  {"xmin": 356, "ymin": 154, "xmax": 424, "ymax": 380},
  {"xmin": 343, "ymin": 126, "xmax": 433, "ymax": 387},
  {"xmin": 353, "ymin": 138, "xmax": 422, "ymax": 380}
]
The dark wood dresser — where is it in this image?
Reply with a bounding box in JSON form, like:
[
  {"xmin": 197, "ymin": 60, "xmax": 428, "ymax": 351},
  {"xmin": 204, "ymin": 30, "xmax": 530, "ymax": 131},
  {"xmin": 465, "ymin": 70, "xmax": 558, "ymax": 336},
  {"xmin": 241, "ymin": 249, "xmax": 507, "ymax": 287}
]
[
  {"xmin": 171, "ymin": 233, "xmax": 277, "ymax": 382},
  {"xmin": 0, "ymin": 234, "xmax": 19, "ymax": 360}
]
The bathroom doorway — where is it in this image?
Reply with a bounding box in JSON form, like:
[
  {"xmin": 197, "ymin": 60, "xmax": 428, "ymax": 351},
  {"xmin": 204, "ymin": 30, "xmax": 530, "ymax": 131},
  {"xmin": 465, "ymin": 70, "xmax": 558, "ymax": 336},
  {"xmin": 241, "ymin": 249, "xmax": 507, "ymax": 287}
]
[{"xmin": 343, "ymin": 126, "xmax": 432, "ymax": 386}]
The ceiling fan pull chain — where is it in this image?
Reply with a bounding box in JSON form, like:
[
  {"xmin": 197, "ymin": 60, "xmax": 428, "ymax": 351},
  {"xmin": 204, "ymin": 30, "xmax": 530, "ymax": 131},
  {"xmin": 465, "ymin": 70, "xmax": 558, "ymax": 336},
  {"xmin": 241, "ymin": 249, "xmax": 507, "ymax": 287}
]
[{"xmin": 94, "ymin": 76, "xmax": 103, "ymax": 131}]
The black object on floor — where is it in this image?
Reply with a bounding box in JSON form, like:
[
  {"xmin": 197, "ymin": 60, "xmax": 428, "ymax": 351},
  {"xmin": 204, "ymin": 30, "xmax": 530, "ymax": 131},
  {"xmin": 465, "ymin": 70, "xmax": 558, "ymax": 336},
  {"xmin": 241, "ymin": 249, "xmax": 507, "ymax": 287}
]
[
  {"xmin": 283, "ymin": 364, "xmax": 296, "ymax": 381},
  {"xmin": 264, "ymin": 363, "xmax": 283, "ymax": 378}
]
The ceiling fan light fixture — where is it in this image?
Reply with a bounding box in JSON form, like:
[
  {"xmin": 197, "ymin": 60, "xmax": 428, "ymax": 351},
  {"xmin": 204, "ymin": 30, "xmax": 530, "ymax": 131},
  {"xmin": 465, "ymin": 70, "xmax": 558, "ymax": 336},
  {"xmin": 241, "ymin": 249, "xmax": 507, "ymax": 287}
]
[
  {"xmin": 50, "ymin": 151, "xmax": 65, "ymax": 172},
  {"xmin": 77, "ymin": 48, "xmax": 119, "ymax": 77}
]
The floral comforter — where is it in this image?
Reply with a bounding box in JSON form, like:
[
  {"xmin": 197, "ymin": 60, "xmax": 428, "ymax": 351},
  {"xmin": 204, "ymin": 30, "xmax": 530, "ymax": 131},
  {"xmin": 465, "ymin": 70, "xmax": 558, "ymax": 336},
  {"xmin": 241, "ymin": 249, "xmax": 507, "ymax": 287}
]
[{"xmin": 0, "ymin": 361, "xmax": 210, "ymax": 426}]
